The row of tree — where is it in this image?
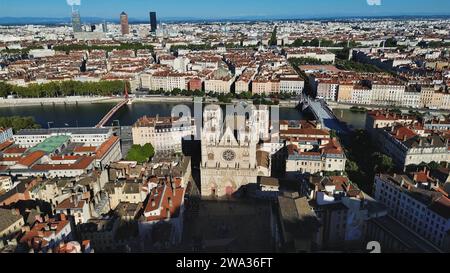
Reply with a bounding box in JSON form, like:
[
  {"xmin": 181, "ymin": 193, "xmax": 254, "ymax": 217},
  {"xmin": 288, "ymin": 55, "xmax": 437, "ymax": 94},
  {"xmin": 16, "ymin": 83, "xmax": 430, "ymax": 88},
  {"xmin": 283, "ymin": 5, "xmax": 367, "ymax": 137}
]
[
  {"xmin": 288, "ymin": 57, "xmax": 332, "ymax": 66},
  {"xmin": 0, "ymin": 80, "xmax": 129, "ymax": 98},
  {"xmin": 289, "ymin": 38, "xmax": 361, "ymax": 48},
  {"xmin": 335, "ymin": 59, "xmax": 385, "ymax": 73},
  {"xmin": 52, "ymin": 43, "xmax": 154, "ymax": 53},
  {"xmin": 170, "ymin": 43, "xmax": 257, "ymax": 53},
  {"xmin": 147, "ymin": 88, "xmax": 298, "ymax": 100}
]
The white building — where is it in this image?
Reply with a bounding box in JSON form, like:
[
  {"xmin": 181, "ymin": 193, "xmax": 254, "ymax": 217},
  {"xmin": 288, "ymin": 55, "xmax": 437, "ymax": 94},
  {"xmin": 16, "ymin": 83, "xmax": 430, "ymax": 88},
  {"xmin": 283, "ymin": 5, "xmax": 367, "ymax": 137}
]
[
  {"xmin": 132, "ymin": 116, "xmax": 195, "ymax": 153},
  {"xmin": 0, "ymin": 128, "xmax": 13, "ymax": 144},
  {"xmin": 374, "ymin": 174, "xmax": 450, "ymax": 251},
  {"xmin": 13, "ymin": 128, "xmax": 113, "ymax": 148}
]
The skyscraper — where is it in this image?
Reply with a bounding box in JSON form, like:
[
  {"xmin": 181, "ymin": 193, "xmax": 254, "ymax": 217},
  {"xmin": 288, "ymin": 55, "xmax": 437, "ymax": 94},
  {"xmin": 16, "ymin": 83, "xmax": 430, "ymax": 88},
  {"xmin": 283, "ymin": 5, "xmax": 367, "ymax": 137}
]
[
  {"xmin": 150, "ymin": 12, "xmax": 157, "ymax": 33},
  {"xmin": 120, "ymin": 12, "xmax": 129, "ymax": 35},
  {"xmin": 102, "ymin": 21, "xmax": 108, "ymax": 33},
  {"xmin": 71, "ymin": 8, "xmax": 82, "ymax": 33}
]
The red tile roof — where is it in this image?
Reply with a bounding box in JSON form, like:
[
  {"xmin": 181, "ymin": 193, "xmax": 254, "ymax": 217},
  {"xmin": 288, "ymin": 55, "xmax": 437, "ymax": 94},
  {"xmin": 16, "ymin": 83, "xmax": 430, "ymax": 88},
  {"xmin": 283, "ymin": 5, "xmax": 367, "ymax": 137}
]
[
  {"xmin": 144, "ymin": 178, "xmax": 184, "ymax": 222},
  {"xmin": 20, "ymin": 216, "xmax": 71, "ymax": 249},
  {"xmin": 17, "ymin": 151, "xmax": 45, "ymax": 167},
  {"xmin": 95, "ymin": 136, "xmax": 119, "ymax": 159},
  {"xmin": 73, "ymin": 146, "xmax": 97, "ymax": 153},
  {"xmin": 55, "ymin": 196, "xmax": 86, "ymax": 210},
  {"xmin": 0, "ymin": 141, "xmax": 13, "ymax": 152},
  {"xmin": 32, "ymin": 156, "xmax": 94, "ymax": 171},
  {"xmin": 3, "ymin": 146, "xmax": 27, "ymax": 154}
]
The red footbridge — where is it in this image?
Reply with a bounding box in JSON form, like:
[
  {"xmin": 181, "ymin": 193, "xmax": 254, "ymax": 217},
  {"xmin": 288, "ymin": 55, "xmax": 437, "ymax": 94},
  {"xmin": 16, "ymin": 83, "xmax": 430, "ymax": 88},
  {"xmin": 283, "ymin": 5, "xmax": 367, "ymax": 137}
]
[{"xmin": 95, "ymin": 82, "xmax": 129, "ymax": 128}]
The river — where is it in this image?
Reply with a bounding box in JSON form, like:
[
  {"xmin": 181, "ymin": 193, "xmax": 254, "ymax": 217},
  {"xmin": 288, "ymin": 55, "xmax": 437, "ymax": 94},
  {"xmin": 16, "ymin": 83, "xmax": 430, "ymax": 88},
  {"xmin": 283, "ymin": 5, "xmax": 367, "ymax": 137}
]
[{"xmin": 0, "ymin": 101, "xmax": 367, "ymax": 129}]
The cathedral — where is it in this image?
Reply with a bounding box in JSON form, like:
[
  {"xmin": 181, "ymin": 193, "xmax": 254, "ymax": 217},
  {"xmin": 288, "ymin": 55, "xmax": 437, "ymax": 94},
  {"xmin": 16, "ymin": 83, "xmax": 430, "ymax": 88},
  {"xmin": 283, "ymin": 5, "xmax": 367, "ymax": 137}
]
[{"xmin": 200, "ymin": 104, "xmax": 272, "ymax": 197}]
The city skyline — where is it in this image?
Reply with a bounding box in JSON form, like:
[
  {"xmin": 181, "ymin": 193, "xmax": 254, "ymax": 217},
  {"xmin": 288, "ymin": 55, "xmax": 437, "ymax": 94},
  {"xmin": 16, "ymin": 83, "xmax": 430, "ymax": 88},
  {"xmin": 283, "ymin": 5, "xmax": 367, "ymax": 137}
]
[{"xmin": 0, "ymin": 0, "xmax": 450, "ymax": 21}]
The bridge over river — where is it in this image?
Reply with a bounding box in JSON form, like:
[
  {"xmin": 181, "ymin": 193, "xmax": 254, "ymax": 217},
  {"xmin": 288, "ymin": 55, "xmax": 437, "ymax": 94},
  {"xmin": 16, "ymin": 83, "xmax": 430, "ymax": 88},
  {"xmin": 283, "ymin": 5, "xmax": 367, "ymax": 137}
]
[{"xmin": 300, "ymin": 96, "xmax": 350, "ymax": 135}]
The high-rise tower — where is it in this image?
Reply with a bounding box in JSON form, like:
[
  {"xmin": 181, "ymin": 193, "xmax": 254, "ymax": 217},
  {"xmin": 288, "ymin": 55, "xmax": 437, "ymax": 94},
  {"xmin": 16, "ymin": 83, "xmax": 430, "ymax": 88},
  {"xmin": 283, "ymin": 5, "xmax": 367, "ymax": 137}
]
[
  {"xmin": 149, "ymin": 12, "xmax": 157, "ymax": 33},
  {"xmin": 120, "ymin": 12, "xmax": 129, "ymax": 35},
  {"xmin": 71, "ymin": 6, "xmax": 82, "ymax": 33}
]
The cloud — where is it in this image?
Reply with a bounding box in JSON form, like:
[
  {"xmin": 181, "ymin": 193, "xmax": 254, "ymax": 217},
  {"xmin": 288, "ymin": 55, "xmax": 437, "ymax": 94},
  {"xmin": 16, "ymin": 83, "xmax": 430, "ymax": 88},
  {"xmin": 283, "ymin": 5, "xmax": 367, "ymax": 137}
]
[
  {"xmin": 66, "ymin": 0, "xmax": 81, "ymax": 6},
  {"xmin": 367, "ymin": 0, "xmax": 381, "ymax": 5}
]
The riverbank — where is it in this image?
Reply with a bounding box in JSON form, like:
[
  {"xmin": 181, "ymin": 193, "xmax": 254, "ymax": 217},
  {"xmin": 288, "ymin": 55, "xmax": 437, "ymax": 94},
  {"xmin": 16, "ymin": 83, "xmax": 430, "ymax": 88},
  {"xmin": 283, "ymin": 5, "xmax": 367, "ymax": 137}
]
[
  {"xmin": 0, "ymin": 96, "xmax": 115, "ymax": 108},
  {"xmin": 0, "ymin": 95, "xmax": 299, "ymax": 108},
  {"xmin": 328, "ymin": 101, "xmax": 450, "ymax": 115}
]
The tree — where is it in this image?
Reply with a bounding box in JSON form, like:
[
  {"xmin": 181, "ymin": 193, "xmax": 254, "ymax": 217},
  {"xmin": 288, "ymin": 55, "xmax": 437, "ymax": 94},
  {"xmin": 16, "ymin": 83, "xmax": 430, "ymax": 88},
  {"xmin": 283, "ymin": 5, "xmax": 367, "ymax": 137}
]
[
  {"xmin": 330, "ymin": 130, "xmax": 337, "ymax": 138},
  {"xmin": 0, "ymin": 116, "xmax": 40, "ymax": 133},
  {"xmin": 383, "ymin": 38, "xmax": 397, "ymax": 47},
  {"xmin": 269, "ymin": 26, "xmax": 278, "ymax": 46},
  {"xmin": 346, "ymin": 160, "xmax": 359, "ymax": 173},
  {"xmin": 125, "ymin": 144, "xmax": 155, "ymax": 164},
  {"xmin": 372, "ymin": 152, "xmax": 395, "ymax": 173}
]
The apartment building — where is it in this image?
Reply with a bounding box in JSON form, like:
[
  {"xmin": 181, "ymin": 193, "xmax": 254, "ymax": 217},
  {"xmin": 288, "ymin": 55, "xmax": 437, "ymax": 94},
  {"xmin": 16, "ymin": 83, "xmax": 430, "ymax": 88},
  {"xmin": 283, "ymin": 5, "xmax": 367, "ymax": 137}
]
[
  {"xmin": 285, "ymin": 137, "xmax": 347, "ymax": 174},
  {"xmin": 374, "ymin": 173, "xmax": 450, "ymax": 251},
  {"xmin": 13, "ymin": 128, "xmax": 113, "ymax": 148},
  {"xmin": 336, "ymin": 84, "xmax": 353, "ymax": 103},
  {"xmin": 139, "ymin": 177, "xmax": 185, "ymax": 245},
  {"xmin": 145, "ymin": 71, "xmax": 189, "ymax": 91},
  {"xmin": 317, "ymin": 80, "xmax": 340, "ymax": 101},
  {"xmin": 284, "ymin": 47, "xmax": 336, "ymax": 63},
  {"xmin": 378, "ymin": 125, "xmax": 449, "ymax": 168},
  {"xmin": 371, "ymin": 83, "xmax": 406, "ymax": 106},
  {"xmin": 365, "ymin": 110, "xmax": 416, "ymax": 132},
  {"xmin": 19, "ymin": 214, "xmax": 72, "ymax": 253},
  {"xmin": 279, "ymin": 77, "xmax": 305, "ymax": 94},
  {"xmin": 0, "ymin": 208, "xmax": 24, "ymax": 239},
  {"xmin": 301, "ymin": 175, "xmax": 387, "ymax": 250},
  {"xmin": 104, "ymin": 180, "xmax": 147, "ymax": 210},
  {"xmin": 55, "ymin": 194, "xmax": 92, "ymax": 224},
  {"xmin": 132, "ymin": 116, "xmax": 195, "ymax": 153}
]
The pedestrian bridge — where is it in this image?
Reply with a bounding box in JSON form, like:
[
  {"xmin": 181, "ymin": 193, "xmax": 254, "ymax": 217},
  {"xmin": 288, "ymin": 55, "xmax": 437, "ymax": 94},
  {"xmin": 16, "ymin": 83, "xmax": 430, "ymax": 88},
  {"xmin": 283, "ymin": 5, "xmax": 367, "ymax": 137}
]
[{"xmin": 95, "ymin": 99, "xmax": 129, "ymax": 128}]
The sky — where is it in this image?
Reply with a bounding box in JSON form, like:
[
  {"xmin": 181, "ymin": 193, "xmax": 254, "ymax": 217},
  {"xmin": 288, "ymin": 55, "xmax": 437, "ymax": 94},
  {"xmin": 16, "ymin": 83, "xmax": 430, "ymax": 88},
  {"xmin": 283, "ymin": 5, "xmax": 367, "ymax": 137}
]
[{"xmin": 0, "ymin": 0, "xmax": 449, "ymax": 20}]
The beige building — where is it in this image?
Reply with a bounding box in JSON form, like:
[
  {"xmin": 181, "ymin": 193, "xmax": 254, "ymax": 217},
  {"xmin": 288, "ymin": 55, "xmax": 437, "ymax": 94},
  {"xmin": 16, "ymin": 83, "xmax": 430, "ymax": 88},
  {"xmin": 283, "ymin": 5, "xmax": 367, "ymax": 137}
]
[
  {"xmin": 204, "ymin": 67, "xmax": 235, "ymax": 94},
  {"xmin": 132, "ymin": 116, "xmax": 195, "ymax": 153},
  {"xmin": 0, "ymin": 208, "xmax": 25, "ymax": 239},
  {"xmin": 317, "ymin": 81, "xmax": 339, "ymax": 101},
  {"xmin": 371, "ymin": 84, "xmax": 405, "ymax": 106},
  {"xmin": 280, "ymin": 77, "xmax": 305, "ymax": 94},
  {"xmin": 285, "ymin": 138, "xmax": 347, "ymax": 174},
  {"xmin": 105, "ymin": 181, "xmax": 147, "ymax": 210},
  {"xmin": 336, "ymin": 84, "xmax": 353, "ymax": 103},
  {"xmin": 419, "ymin": 86, "xmax": 436, "ymax": 108},
  {"xmin": 0, "ymin": 176, "xmax": 13, "ymax": 194}
]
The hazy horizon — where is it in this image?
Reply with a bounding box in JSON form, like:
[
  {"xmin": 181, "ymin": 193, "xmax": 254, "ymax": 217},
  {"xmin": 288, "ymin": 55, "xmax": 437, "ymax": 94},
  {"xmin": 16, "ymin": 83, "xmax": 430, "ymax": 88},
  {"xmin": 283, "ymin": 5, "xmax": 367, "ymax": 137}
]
[{"xmin": 0, "ymin": 0, "xmax": 449, "ymax": 21}]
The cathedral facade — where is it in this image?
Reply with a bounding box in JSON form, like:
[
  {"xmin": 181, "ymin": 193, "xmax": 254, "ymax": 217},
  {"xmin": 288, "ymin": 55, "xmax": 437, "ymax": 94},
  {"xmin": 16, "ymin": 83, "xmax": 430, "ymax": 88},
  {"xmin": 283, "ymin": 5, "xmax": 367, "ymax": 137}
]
[{"xmin": 200, "ymin": 104, "xmax": 271, "ymax": 197}]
